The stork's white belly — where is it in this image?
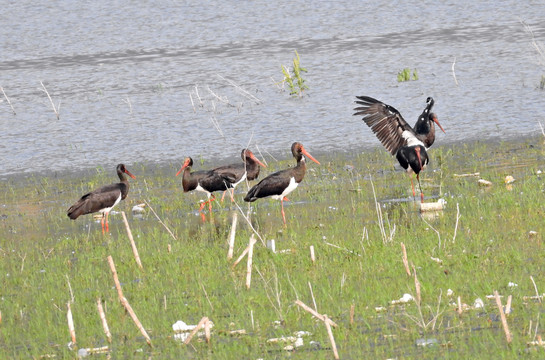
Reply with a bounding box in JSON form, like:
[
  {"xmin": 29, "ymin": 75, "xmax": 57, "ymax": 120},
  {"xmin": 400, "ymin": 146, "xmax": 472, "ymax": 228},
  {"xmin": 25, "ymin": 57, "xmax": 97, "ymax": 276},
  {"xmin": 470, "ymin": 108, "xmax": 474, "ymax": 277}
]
[
  {"xmin": 195, "ymin": 184, "xmax": 212, "ymax": 197},
  {"xmin": 272, "ymin": 177, "xmax": 298, "ymax": 200},
  {"xmin": 99, "ymin": 193, "xmax": 122, "ymax": 214},
  {"xmin": 232, "ymin": 172, "xmax": 247, "ymax": 188},
  {"xmin": 402, "ymin": 130, "xmax": 425, "ymax": 148}
]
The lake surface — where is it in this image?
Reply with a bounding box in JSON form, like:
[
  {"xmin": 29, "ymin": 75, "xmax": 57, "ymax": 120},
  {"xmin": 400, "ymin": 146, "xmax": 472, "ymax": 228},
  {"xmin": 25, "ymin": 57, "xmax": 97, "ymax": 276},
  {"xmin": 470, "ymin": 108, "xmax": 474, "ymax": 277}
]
[{"xmin": 1, "ymin": 0, "xmax": 545, "ymax": 176}]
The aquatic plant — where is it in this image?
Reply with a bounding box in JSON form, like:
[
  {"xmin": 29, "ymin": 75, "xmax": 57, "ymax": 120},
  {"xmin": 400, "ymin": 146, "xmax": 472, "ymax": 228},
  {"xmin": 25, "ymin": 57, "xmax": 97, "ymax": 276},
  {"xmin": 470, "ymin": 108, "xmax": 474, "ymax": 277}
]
[
  {"xmin": 521, "ymin": 21, "xmax": 545, "ymax": 90},
  {"xmin": 280, "ymin": 50, "xmax": 308, "ymax": 97},
  {"xmin": 397, "ymin": 68, "xmax": 418, "ymax": 82}
]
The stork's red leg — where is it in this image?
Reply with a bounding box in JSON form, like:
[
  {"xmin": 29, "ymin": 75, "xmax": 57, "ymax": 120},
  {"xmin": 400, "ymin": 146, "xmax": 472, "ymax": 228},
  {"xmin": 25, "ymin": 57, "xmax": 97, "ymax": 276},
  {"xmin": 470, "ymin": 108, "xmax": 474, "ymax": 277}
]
[
  {"xmin": 281, "ymin": 198, "xmax": 287, "ymax": 225},
  {"xmin": 417, "ymin": 174, "xmax": 424, "ymax": 203},
  {"xmin": 105, "ymin": 212, "xmax": 110, "ymax": 233},
  {"xmin": 208, "ymin": 195, "xmax": 216, "ymax": 212}
]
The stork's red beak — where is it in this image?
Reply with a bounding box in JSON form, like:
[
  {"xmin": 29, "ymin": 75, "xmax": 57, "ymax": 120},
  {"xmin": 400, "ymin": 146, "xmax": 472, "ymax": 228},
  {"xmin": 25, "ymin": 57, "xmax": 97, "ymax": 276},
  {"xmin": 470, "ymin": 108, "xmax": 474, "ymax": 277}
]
[
  {"xmin": 301, "ymin": 147, "xmax": 320, "ymax": 165},
  {"xmin": 432, "ymin": 114, "xmax": 445, "ymax": 134},
  {"xmin": 125, "ymin": 169, "xmax": 136, "ymax": 179},
  {"xmin": 176, "ymin": 158, "xmax": 191, "ymax": 176},
  {"xmin": 249, "ymin": 152, "xmax": 267, "ymax": 168}
]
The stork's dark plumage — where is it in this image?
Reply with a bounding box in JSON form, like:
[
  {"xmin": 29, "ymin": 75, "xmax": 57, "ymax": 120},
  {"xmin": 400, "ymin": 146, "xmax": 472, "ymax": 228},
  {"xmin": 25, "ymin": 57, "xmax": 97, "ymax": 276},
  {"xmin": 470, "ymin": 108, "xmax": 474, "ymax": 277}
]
[
  {"xmin": 176, "ymin": 157, "xmax": 237, "ymax": 215},
  {"xmin": 244, "ymin": 142, "xmax": 320, "ymax": 225},
  {"xmin": 211, "ymin": 149, "xmax": 266, "ymax": 201},
  {"xmin": 354, "ymin": 96, "xmax": 444, "ymax": 202},
  {"xmin": 67, "ymin": 164, "xmax": 136, "ymax": 233}
]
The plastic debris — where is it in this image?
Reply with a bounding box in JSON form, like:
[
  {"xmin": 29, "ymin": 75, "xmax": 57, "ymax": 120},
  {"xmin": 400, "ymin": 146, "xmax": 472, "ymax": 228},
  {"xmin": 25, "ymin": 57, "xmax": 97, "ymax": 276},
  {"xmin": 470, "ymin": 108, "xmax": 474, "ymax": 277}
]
[
  {"xmin": 420, "ymin": 199, "xmax": 446, "ymax": 212},
  {"xmin": 132, "ymin": 203, "xmax": 146, "ymax": 214},
  {"xmin": 391, "ymin": 293, "xmax": 414, "ymax": 305},
  {"xmin": 267, "ymin": 336, "xmax": 297, "ymax": 344},
  {"xmin": 416, "ymin": 338, "xmax": 439, "ymax": 347},
  {"xmin": 172, "ymin": 320, "xmax": 214, "ymax": 342},
  {"xmin": 473, "ymin": 298, "xmax": 485, "ymax": 309}
]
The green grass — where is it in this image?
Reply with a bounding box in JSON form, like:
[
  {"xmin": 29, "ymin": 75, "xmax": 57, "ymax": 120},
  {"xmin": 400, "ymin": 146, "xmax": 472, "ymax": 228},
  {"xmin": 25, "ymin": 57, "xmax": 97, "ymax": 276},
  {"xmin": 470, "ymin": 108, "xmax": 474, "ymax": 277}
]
[{"xmin": 2, "ymin": 137, "xmax": 545, "ymax": 358}]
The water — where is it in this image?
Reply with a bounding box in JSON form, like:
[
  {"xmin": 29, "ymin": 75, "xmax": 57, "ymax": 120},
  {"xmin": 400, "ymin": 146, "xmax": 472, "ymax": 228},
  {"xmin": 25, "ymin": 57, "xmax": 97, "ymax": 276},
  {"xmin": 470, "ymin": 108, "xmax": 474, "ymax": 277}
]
[{"xmin": 1, "ymin": 0, "xmax": 544, "ymax": 176}]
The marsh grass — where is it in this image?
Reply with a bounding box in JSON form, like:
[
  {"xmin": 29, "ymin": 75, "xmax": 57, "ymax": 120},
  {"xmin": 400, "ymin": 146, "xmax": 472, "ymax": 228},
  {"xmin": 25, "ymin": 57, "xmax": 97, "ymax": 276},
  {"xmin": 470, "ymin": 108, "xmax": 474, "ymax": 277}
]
[{"xmin": 1, "ymin": 137, "xmax": 545, "ymax": 358}]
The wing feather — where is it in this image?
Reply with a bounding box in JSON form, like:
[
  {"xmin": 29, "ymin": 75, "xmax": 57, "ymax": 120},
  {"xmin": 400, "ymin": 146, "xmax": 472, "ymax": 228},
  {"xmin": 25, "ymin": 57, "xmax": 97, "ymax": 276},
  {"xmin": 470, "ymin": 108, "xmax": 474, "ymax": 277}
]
[{"xmin": 354, "ymin": 96, "xmax": 416, "ymax": 155}]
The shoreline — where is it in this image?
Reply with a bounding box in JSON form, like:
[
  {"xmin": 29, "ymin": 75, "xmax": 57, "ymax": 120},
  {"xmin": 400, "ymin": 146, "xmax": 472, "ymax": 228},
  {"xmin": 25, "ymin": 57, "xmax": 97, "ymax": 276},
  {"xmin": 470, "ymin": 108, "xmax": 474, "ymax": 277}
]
[{"xmin": 1, "ymin": 132, "xmax": 542, "ymax": 181}]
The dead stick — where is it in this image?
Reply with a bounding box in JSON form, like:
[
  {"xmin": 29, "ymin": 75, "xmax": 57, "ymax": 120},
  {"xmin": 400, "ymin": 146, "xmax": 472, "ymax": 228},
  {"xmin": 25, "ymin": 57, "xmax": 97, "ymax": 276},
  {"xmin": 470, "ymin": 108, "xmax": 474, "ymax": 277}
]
[
  {"xmin": 413, "ymin": 265, "xmax": 421, "ymax": 306},
  {"xmin": 144, "ymin": 200, "xmax": 177, "ymax": 241},
  {"xmin": 401, "ymin": 242, "xmax": 411, "ymax": 276},
  {"xmin": 453, "ymin": 172, "xmax": 480, "ymax": 178},
  {"xmin": 294, "ymin": 300, "xmax": 338, "ymax": 328},
  {"xmin": 227, "ymin": 212, "xmax": 238, "ymax": 260},
  {"xmin": 451, "ymin": 56, "xmax": 459, "ymax": 86},
  {"xmin": 107, "ymin": 256, "xmax": 124, "ymax": 301},
  {"xmin": 505, "ymin": 295, "xmax": 512, "ymax": 315},
  {"xmin": 40, "ymin": 81, "xmax": 60, "ymax": 119},
  {"xmin": 457, "ymin": 296, "xmax": 463, "ymax": 315},
  {"xmin": 494, "ymin": 290, "xmax": 512, "ymax": 344},
  {"xmin": 309, "ymin": 282, "xmax": 318, "ymax": 312},
  {"xmin": 121, "ymin": 297, "xmax": 152, "ymax": 347},
  {"xmin": 530, "ymin": 276, "xmax": 542, "ymax": 303},
  {"xmin": 233, "ymin": 243, "xmax": 251, "ymax": 268},
  {"xmin": 67, "ymin": 302, "xmax": 76, "ymax": 345},
  {"xmin": 310, "ymin": 245, "xmax": 315, "ymax": 263},
  {"xmin": 0, "ymin": 87, "xmax": 16, "ymax": 115},
  {"xmin": 121, "ymin": 212, "xmax": 143, "ymax": 269},
  {"xmin": 66, "ymin": 274, "xmax": 75, "ymax": 303},
  {"xmin": 324, "ymin": 315, "xmax": 339, "ymax": 360},
  {"xmin": 204, "ymin": 318, "xmax": 211, "ymax": 343},
  {"xmin": 246, "ymin": 235, "xmax": 257, "ymax": 289},
  {"xmin": 184, "ymin": 316, "xmax": 208, "ymax": 345},
  {"xmin": 97, "ymin": 298, "xmax": 112, "ymax": 343},
  {"xmin": 350, "ymin": 304, "xmax": 355, "ymax": 325}
]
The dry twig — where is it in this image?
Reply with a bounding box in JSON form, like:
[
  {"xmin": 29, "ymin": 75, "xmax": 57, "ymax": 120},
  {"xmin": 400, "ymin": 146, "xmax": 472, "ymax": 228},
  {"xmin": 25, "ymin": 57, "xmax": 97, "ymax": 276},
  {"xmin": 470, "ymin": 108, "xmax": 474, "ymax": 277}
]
[
  {"xmin": 0, "ymin": 87, "xmax": 16, "ymax": 115},
  {"xmin": 494, "ymin": 290, "xmax": 512, "ymax": 344},
  {"xmin": 40, "ymin": 81, "xmax": 60, "ymax": 119},
  {"xmin": 144, "ymin": 200, "xmax": 178, "ymax": 241},
  {"xmin": 121, "ymin": 212, "xmax": 143, "ymax": 269},
  {"xmin": 96, "ymin": 298, "xmax": 112, "ymax": 343}
]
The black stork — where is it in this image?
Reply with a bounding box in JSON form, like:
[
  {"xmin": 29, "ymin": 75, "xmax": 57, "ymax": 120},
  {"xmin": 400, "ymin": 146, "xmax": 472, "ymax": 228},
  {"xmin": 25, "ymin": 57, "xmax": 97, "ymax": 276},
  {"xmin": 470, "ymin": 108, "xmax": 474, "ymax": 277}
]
[
  {"xmin": 244, "ymin": 142, "xmax": 320, "ymax": 225},
  {"xmin": 67, "ymin": 164, "xmax": 136, "ymax": 233},
  {"xmin": 353, "ymin": 96, "xmax": 445, "ymax": 202},
  {"xmin": 176, "ymin": 157, "xmax": 237, "ymax": 216},
  {"xmin": 211, "ymin": 148, "xmax": 267, "ymax": 201}
]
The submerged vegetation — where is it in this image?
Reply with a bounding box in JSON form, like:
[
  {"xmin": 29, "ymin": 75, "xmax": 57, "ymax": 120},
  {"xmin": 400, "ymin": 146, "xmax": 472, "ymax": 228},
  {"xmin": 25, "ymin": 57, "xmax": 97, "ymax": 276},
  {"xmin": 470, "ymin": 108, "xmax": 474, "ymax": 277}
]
[
  {"xmin": 280, "ymin": 50, "xmax": 308, "ymax": 97},
  {"xmin": 1, "ymin": 137, "xmax": 545, "ymax": 358}
]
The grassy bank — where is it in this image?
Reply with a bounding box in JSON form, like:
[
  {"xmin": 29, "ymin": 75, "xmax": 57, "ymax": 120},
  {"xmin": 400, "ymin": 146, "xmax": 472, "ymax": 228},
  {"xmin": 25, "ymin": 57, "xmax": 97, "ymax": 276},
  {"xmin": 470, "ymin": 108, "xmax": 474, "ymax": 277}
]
[{"xmin": 1, "ymin": 136, "xmax": 545, "ymax": 358}]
